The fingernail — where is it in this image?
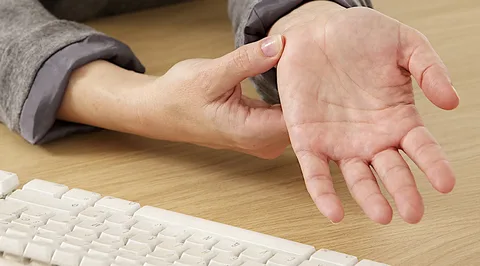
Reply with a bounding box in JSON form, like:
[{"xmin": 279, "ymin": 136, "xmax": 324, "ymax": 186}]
[
  {"xmin": 261, "ymin": 35, "xmax": 283, "ymax": 57},
  {"xmin": 330, "ymin": 220, "xmax": 339, "ymax": 225}
]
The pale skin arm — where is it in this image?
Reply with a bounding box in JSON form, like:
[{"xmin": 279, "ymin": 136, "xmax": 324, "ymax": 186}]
[
  {"xmin": 56, "ymin": 36, "xmax": 290, "ymax": 159},
  {"xmin": 57, "ymin": 60, "xmax": 157, "ymax": 137}
]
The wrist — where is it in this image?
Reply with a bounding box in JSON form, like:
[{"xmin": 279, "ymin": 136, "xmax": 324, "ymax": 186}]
[
  {"xmin": 57, "ymin": 60, "xmax": 157, "ymax": 136},
  {"xmin": 268, "ymin": 1, "xmax": 345, "ymax": 36}
]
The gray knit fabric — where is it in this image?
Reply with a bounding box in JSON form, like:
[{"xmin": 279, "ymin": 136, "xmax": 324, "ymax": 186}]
[{"xmin": 0, "ymin": 0, "xmax": 372, "ymax": 144}]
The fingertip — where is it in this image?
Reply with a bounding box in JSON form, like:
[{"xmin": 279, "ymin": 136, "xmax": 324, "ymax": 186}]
[
  {"xmin": 421, "ymin": 68, "xmax": 460, "ymax": 110},
  {"xmin": 434, "ymin": 88, "xmax": 460, "ymax": 111},
  {"xmin": 316, "ymin": 195, "xmax": 344, "ymax": 224},
  {"xmin": 428, "ymin": 160, "xmax": 456, "ymax": 194},
  {"xmin": 367, "ymin": 197, "xmax": 393, "ymax": 225},
  {"xmin": 397, "ymin": 191, "xmax": 424, "ymax": 224},
  {"xmin": 260, "ymin": 34, "xmax": 285, "ymax": 58}
]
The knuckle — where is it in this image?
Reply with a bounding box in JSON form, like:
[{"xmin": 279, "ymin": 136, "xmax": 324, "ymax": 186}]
[
  {"xmin": 231, "ymin": 47, "xmax": 252, "ymax": 71},
  {"xmin": 170, "ymin": 59, "xmax": 211, "ymax": 90},
  {"xmin": 382, "ymin": 164, "xmax": 410, "ymax": 180},
  {"xmin": 348, "ymin": 176, "xmax": 375, "ymax": 193}
]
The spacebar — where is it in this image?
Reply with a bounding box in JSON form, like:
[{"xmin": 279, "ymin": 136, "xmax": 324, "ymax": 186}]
[{"xmin": 133, "ymin": 206, "xmax": 316, "ymax": 258}]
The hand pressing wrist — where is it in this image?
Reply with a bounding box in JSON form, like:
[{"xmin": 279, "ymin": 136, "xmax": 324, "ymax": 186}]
[{"xmin": 57, "ymin": 36, "xmax": 290, "ymax": 159}]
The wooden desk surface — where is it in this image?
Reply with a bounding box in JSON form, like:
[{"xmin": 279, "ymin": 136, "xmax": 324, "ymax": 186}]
[{"xmin": 1, "ymin": 0, "xmax": 479, "ymax": 265}]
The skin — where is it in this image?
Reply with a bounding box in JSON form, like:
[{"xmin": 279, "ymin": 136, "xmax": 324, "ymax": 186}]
[
  {"xmin": 57, "ymin": 1, "xmax": 459, "ymax": 225},
  {"xmin": 268, "ymin": 2, "xmax": 460, "ymax": 224},
  {"xmin": 57, "ymin": 35, "xmax": 290, "ymax": 159}
]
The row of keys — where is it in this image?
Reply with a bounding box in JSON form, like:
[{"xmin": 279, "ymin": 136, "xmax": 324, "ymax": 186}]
[
  {"xmin": 6, "ymin": 188, "xmax": 140, "ymax": 216},
  {"xmin": 0, "ymin": 178, "xmax": 388, "ymax": 266}
]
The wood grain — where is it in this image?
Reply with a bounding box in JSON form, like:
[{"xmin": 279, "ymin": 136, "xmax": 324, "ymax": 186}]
[{"xmin": 1, "ymin": 0, "xmax": 479, "ymax": 265}]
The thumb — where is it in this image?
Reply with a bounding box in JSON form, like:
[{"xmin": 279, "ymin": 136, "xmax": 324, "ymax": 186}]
[
  {"xmin": 399, "ymin": 26, "xmax": 460, "ymax": 110},
  {"xmin": 214, "ymin": 35, "xmax": 285, "ymax": 88}
]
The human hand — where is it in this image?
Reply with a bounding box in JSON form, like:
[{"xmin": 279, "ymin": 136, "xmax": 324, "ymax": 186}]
[
  {"xmin": 269, "ymin": 2, "xmax": 459, "ymax": 224},
  {"xmin": 59, "ymin": 35, "xmax": 289, "ymax": 159}
]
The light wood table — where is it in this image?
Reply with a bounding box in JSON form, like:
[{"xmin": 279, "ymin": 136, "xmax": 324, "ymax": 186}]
[{"xmin": 1, "ymin": 0, "xmax": 479, "ymax": 265}]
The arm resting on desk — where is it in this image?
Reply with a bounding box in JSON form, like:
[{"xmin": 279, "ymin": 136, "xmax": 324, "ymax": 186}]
[{"xmin": 0, "ymin": 0, "xmax": 145, "ymax": 144}]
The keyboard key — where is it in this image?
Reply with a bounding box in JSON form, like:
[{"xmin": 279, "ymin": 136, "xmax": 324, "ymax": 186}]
[
  {"xmin": 0, "ymin": 223, "xmax": 9, "ymax": 235},
  {"xmin": 47, "ymin": 213, "xmax": 81, "ymax": 230},
  {"xmin": 0, "ymin": 235, "xmax": 29, "ymax": 256},
  {"xmin": 62, "ymin": 188, "xmax": 102, "ymax": 206},
  {"xmin": 66, "ymin": 230, "xmax": 98, "ymax": 242},
  {"xmin": 297, "ymin": 261, "xmax": 318, "ymax": 266},
  {"xmin": 209, "ymin": 253, "xmax": 242, "ymax": 266},
  {"xmin": 38, "ymin": 223, "xmax": 69, "ymax": 236},
  {"xmin": 119, "ymin": 242, "xmax": 151, "ymax": 256},
  {"xmin": 174, "ymin": 257, "xmax": 207, "ymax": 266},
  {"xmin": 51, "ymin": 248, "xmax": 84, "ymax": 266},
  {"xmin": 88, "ymin": 246, "xmax": 119, "ymax": 259},
  {"xmin": 104, "ymin": 213, "xmax": 137, "ymax": 229},
  {"xmin": 266, "ymin": 253, "xmax": 302, "ymax": 266},
  {"xmin": 145, "ymin": 257, "xmax": 174, "ymax": 266},
  {"xmin": 310, "ymin": 249, "xmax": 358, "ymax": 266},
  {"xmin": 80, "ymin": 255, "xmax": 113, "ymax": 266},
  {"xmin": 60, "ymin": 238, "xmax": 91, "ymax": 252},
  {"xmin": 78, "ymin": 207, "xmax": 111, "ymax": 222},
  {"xmin": 33, "ymin": 231, "xmax": 65, "ymax": 245},
  {"xmin": 148, "ymin": 249, "xmax": 181, "ymax": 262},
  {"xmin": 20, "ymin": 207, "xmax": 55, "ymax": 222},
  {"xmin": 159, "ymin": 226, "xmax": 191, "ymax": 243},
  {"xmin": 155, "ymin": 240, "xmax": 189, "ymax": 256},
  {"xmin": 23, "ymin": 241, "xmax": 56, "ymax": 263},
  {"xmin": 74, "ymin": 220, "xmax": 108, "ymax": 237},
  {"xmin": 0, "ymin": 213, "xmax": 15, "ymax": 222},
  {"xmin": 115, "ymin": 252, "xmax": 146, "ymax": 265},
  {"xmin": 12, "ymin": 216, "xmax": 45, "ymax": 229},
  {"xmin": 355, "ymin": 260, "xmax": 390, "ymax": 266},
  {"xmin": 92, "ymin": 238, "xmax": 125, "ymax": 249},
  {"xmin": 0, "ymin": 170, "xmax": 19, "ymax": 197},
  {"xmin": 94, "ymin": 196, "xmax": 140, "ymax": 215},
  {"xmin": 185, "ymin": 232, "xmax": 218, "ymax": 249},
  {"xmin": 6, "ymin": 224, "xmax": 36, "ymax": 238},
  {"xmin": 242, "ymin": 261, "xmax": 266, "ymax": 266},
  {"xmin": 0, "ymin": 200, "xmax": 27, "ymax": 217},
  {"xmin": 6, "ymin": 190, "xmax": 85, "ymax": 215},
  {"xmin": 127, "ymin": 233, "xmax": 161, "ymax": 251},
  {"xmin": 100, "ymin": 227, "xmax": 133, "ymax": 243},
  {"xmin": 239, "ymin": 246, "xmax": 273, "ymax": 263},
  {"xmin": 182, "ymin": 247, "xmax": 217, "ymax": 263},
  {"xmin": 212, "ymin": 240, "xmax": 245, "ymax": 256},
  {"xmin": 130, "ymin": 220, "xmax": 165, "ymax": 236},
  {"xmin": 23, "ymin": 179, "xmax": 69, "ymax": 198}
]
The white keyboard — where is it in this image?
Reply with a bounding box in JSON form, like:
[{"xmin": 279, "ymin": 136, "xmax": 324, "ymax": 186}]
[{"xmin": 0, "ymin": 170, "xmax": 389, "ymax": 266}]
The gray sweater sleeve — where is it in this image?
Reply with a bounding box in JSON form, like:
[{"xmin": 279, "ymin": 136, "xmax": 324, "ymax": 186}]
[
  {"xmin": 0, "ymin": 0, "xmax": 145, "ymax": 144},
  {"xmin": 228, "ymin": 0, "xmax": 373, "ymax": 104}
]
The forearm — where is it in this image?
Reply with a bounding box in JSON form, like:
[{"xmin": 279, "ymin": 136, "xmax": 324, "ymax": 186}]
[
  {"xmin": 57, "ymin": 60, "xmax": 156, "ymax": 137},
  {"xmin": 0, "ymin": 0, "xmax": 146, "ymax": 144}
]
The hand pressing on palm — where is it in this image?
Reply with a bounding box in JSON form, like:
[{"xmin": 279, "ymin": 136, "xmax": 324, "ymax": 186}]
[{"xmin": 269, "ymin": 2, "xmax": 460, "ymax": 224}]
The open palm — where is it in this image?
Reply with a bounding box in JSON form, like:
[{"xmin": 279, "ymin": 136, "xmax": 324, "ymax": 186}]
[{"xmin": 276, "ymin": 7, "xmax": 459, "ymax": 224}]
